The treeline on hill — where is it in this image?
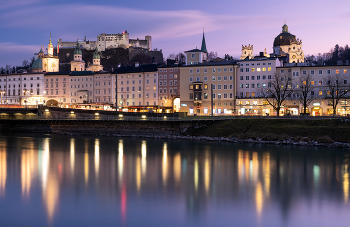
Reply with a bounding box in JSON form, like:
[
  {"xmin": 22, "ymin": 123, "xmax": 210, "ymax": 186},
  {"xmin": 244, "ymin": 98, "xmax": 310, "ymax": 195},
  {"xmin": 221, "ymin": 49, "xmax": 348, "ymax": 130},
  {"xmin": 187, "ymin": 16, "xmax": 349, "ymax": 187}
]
[{"xmin": 305, "ymin": 44, "xmax": 350, "ymax": 65}]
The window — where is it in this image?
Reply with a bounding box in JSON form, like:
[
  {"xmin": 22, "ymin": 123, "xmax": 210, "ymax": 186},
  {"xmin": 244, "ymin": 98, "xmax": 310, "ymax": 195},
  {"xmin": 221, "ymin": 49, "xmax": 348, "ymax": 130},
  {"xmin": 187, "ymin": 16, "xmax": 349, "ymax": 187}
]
[
  {"xmin": 190, "ymin": 93, "xmax": 193, "ymax": 99},
  {"xmin": 224, "ymin": 76, "xmax": 227, "ymax": 81},
  {"xmin": 263, "ymin": 75, "xmax": 266, "ymax": 80},
  {"xmin": 212, "ymin": 76, "xmax": 216, "ymax": 81},
  {"xmin": 229, "ymin": 84, "xmax": 233, "ymax": 89},
  {"xmin": 251, "ymin": 76, "xmax": 255, "ymax": 80},
  {"xmin": 311, "ymin": 70, "xmax": 315, "ymax": 75},
  {"xmin": 257, "ymin": 76, "xmax": 260, "ymax": 80},
  {"xmin": 311, "ymin": 91, "xmax": 315, "ymax": 96},
  {"xmin": 196, "ymin": 69, "xmax": 200, "ymax": 73},
  {"xmin": 245, "ymin": 68, "xmax": 249, "ymax": 72},
  {"xmin": 240, "ymin": 76, "xmax": 244, "ymax": 80},
  {"xmin": 240, "ymin": 68, "xmax": 244, "ymax": 72},
  {"xmin": 268, "ymin": 75, "xmax": 271, "ymax": 79},
  {"xmin": 224, "ymin": 68, "xmax": 227, "ymax": 72},
  {"xmin": 281, "ymin": 69, "xmax": 284, "ymax": 73},
  {"xmin": 252, "ymin": 68, "xmax": 255, "ymax": 72},
  {"xmin": 319, "ymin": 91, "xmax": 323, "ymax": 96},
  {"xmin": 189, "ymin": 77, "xmax": 193, "ymax": 82},
  {"xmin": 311, "ymin": 81, "xmax": 314, "ymax": 85},
  {"xmin": 345, "ymin": 80, "xmax": 348, "ymax": 85},
  {"xmin": 345, "ymin": 69, "xmax": 347, "ymax": 74},
  {"xmin": 224, "ymin": 85, "xmax": 227, "ymax": 89},
  {"xmin": 217, "ymin": 94, "xmax": 222, "ymax": 99},
  {"xmin": 257, "ymin": 68, "xmax": 261, "ymax": 72},
  {"xmin": 240, "ymin": 84, "xmax": 243, "ymax": 88},
  {"xmin": 245, "ymin": 84, "xmax": 249, "ymax": 88},
  {"xmin": 218, "ymin": 68, "xmax": 221, "ymax": 73},
  {"xmin": 204, "ymin": 76, "xmax": 208, "ymax": 81},
  {"xmin": 196, "ymin": 77, "xmax": 200, "ymax": 81},
  {"xmin": 212, "ymin": 68, "xmax": 216, "ymax": 73},
  {"xmin": 204, "ymin": 84, "xmax": 208, "ymax": 90},
  {"xmin": 268, "ymin": 67, "xmax": 271, "ymax": 71},
  {"xmin": 204, "ymin": 69, "xmax": 207, "ymax": 73},
  {"xmin": 217, "ymin": 85, "xmax": 221, "ymax": 90},
  {"xmin": 327, "ymin": 69, "xmax": 331, "ymax": 74},
  {"xmin": 218, "ymin": 76, "xmax": 221, "ymax": 81},
  {"xmin": 229, "ymin": 76, "xmax": 233, "ymax": 80},
  {"xmin": 319, "ymin": 70, "xmax": 323, "ymax": 75},
  {"xmin": 190, "ymin": 69, "xmax": 193, "ymax": 74},
  {"xmin": 191, "ymin": 54, "xmax": 195, "ymax": 58},
  {"xmin": 204, "ymin": 93, "xmax": 208, "ymax": 99},
  {"xmin": 224, "ymin": 93, "xmax": 227, "ymax": 99},
  {"xmin": 246, "ymin": 76, "xmax": 249, "ymax": 80},
  {"xmin": 336, "ymin": 69, "xmax": 339, "ymax": 74},
  {"xmin": 257, "ymin": 83, "xmax": 261, "ymax": 88}
]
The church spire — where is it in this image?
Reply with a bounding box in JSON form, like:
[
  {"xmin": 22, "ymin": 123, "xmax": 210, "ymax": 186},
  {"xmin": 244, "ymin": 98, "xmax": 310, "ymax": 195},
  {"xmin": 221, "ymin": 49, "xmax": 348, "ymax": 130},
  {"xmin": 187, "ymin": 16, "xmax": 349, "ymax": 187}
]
[{"xmin": 201, "ymin": 28, "xmax": 207, "ymax": 53}]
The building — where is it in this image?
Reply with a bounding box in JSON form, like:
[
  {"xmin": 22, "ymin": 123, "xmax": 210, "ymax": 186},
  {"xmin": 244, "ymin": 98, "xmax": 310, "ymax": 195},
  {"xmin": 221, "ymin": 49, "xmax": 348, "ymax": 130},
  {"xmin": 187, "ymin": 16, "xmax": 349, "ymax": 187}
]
[
  {"xmin": 32, "ymin": 35, "xmax": 60, "ymax": 73},
  {"xmin": 273, "ymin": 23, "xmax": 304, "ymax": 63},
  {"xmin": 58, "ymin": 31, "xmax": 152, "ymax": 52},
  {"xmin": 86, "ymin": 48, "xmax": 103, "ymax": 72},
  {"xmin": 277, "ymin": 65, "xmax": 350, "ymax": 116},
  {"xmin": 184, "ymin": 31, "xmax": 208, "ymax": 65},
  {"xmin": 179, "ymin": 61, "xmax": 238, "ymax": 115},
  {"xmin": 114, "ymin": 64, "xmax": 159, "ymax": 112},
  {"xmin": 157, "ymin": 65, "xmax": 180, "ymax": 112},
  {"xmin": 70, "ymin": 41, "xmax": 86, "ymax": 71},
  {"xmin": 0, "ymin": 73, "xmax": 45, "ymax": 105},
  {"xmin": 236, "ymin": 58, "xmax": 283, "ymax": 115},
  {"xmin": 44, "ymin": 72, "xmax": 70, "ymax": 107}
]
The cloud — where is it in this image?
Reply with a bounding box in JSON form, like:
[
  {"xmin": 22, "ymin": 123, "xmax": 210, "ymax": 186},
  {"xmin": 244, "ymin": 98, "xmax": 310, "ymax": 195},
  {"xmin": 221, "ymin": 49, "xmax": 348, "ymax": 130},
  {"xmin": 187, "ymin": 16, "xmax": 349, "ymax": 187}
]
[
  {"xmin": 0, "ymin": 0, "xmax": 42, "ymax": 10},
  {"xmin": 0, "ymin": 42, "xmax": 39, "ymax": 66}
]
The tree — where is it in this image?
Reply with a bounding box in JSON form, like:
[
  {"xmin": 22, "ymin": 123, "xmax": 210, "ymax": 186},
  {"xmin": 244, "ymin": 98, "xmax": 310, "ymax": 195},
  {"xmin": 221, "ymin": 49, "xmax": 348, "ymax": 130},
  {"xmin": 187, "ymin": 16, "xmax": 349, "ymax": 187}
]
[
  {"xmin": 167, "ymin": 53, "xmax": 175, "ymax": 60},
  {"xmin": 208, "ymin": 51, "xmax": 217, "ymax": 61},
  {"xmin": 175, "ymin": 52, "xmax": 186, "ymax": 64},
  {"xmin": 260, "ymin": 73, "xmax": 294, "ymax": 116},
  {"xmin": 297, "ymin": 74, "xmax": 315, "ymax": 115},
  {"xmin": 22, "ymin": 60, "xmax": 29, "ymax": 68},
  {"xmin": 324, "ymin": 73, "xmax": 350, "ymax": 115},
  {"xmin": 224, "ymin": 54, "xmax": 233, "ymax": 60}
]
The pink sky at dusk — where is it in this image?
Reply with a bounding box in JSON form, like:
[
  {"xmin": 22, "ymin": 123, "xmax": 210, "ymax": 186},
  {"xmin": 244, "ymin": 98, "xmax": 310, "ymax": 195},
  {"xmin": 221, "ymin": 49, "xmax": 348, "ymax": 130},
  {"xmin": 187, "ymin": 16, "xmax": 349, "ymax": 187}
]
[{"xmin": 0, "ymin": 0, "xmax": 349, "ymax": 67}]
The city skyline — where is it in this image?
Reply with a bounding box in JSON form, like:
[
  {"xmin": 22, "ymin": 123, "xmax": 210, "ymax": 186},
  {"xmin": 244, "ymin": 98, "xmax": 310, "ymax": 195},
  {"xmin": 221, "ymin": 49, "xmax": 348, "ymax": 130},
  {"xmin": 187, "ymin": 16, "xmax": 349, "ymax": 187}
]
[{"xmin": 0, "ymin": 0, "xmax": 349, "ymax": 67}]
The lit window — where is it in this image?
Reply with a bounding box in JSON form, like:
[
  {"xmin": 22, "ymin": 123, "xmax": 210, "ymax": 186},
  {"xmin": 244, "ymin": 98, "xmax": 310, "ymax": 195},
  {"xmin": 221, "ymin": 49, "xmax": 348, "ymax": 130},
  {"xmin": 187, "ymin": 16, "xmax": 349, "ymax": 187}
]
[
  {"xmin": 319, "ymin": 91, "xmax": 322, "ymax": 96},
  {"xmin": 311, "ymin": 81, "xmax": 314, "ymax": 85},
  {"xmin": 267, "ymin": 67, "xmax": 271, "ymax": 71},
  {"xmin": 336, "ymin": 69, "xmax": 339, "ymax": 74},
  {"xmin": 345, "ymin": 69, "xmax": 347, "ymax": 74},
  {"xmin": 252, "ymin": 68, "xmax": 255, "ymax": 72},
  {"xmin": 257, "ymin": 68, "xmax": 261, "ymax": 72}
]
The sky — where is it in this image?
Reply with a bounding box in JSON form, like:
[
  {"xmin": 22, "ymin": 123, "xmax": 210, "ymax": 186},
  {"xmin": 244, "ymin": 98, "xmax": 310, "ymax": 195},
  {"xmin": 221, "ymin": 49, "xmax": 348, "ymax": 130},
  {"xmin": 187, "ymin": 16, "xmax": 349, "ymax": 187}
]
[{"xmin": 0, "ymin": 0, "xmax": 349, "ymax": 67}]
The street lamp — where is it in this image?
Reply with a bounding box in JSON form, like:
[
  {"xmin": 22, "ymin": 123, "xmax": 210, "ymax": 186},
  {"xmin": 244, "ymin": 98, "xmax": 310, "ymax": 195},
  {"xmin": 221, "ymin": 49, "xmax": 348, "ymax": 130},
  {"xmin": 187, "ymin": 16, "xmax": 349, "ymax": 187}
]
[{"xmin": 0, "ymin": 91, "xmax": 4, "ymax": 105}]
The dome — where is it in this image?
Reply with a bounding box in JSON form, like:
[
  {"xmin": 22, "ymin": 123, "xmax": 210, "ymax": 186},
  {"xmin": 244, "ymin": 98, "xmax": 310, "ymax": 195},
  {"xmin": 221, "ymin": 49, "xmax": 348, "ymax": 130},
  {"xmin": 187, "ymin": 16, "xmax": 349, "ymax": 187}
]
[
  {"xmin": 273, "ymin": 24, "xmax": 297, "ymax": 47},
  {"xmin": 31, "ymin": 59, "xmax": 42, "ymax": 69},
  {"xmin": 74, "ymin": 48, "xmax": 82, "ymax": 55},
  {"xmin": 74, "ymin": 40, "xmax": 82, "ymax": 55},
  {"xmin": 93, "ymin": 48, "xmax": 100, "ymax": 59}
]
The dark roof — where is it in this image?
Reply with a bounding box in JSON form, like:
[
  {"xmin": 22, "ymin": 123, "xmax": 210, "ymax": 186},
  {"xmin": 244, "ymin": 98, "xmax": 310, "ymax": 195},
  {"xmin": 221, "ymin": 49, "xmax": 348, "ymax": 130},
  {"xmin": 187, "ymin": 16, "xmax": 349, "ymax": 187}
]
[
  {"xmin": 184, "ymin": 48, "xmax": 204, "ymax": 53},
  {"xmin": 180, "ymin": 60, "xmax": 238, "ymax": 67},
  {"xmin": 45, "ymin": 71, "xmax": 70, "ymax": 75},
  {"xmin": 70, "ymin": 71, "xmax": 95, "ymax": 76},
  {"xmin": 113, "ymin": 64, "xmax": 161, "ymax": 74},
  {"xmin": 273, "ymin": 32, "xmax": 297, "ymax": 47}
]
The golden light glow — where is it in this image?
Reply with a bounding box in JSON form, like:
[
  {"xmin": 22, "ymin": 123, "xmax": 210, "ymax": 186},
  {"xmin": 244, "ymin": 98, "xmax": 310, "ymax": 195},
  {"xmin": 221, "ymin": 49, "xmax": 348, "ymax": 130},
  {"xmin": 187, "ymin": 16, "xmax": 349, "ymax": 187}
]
[
  {"xmin": 173, "ymin": 153, "xmax": 181, "ymax": 184},
  {"xmin": 204, "ymin": 150, "xmax": 210, "ymax": 193},
  {"xmin": 118, "ymin": 140, "xmax": 124, "ymax": 179},
  {"xmin": 344, "ymin": 165, "xmax": 349, "ymax": 203},
  {"xmin": 84, "ymin": 152, "xmax": 89, "ymax": 185},
  {"xmin": 94, "ymin": 139, "xmax": 100, "ymax": 178},
  {"xmin": 252, "ymin": 152, "xmax": 259, "ymax": 182},
  {"xmin": 238, "ymin": 150, "xmax": 243, "ymax": 182},
  {"xmin": 0, "ymin": 149, "xmax": 6, "ymax": 196},
  {"xmin": 263, "ymin": 152, "xmax": 270, "ymax": 196},
  {"xmin": 194, "ymin": 158, "xmax": 199, "ymax": 192},
  {"xmin": 162, "ymin": 143, "xmax": 168, "ymax": 185},
  {"xmin": 42, "ymin": 138, "xmax": 50, "ymax": 191},
  {"xmin": 256, "ymin": 181, "xmax": 263, "ymax": 217},
  {"xmin": 70, "ymin": 138, "xmax": 75, "ymax": 174},
  {"xmin": 141, "ymin": 140, "xmax": 147, "ymax": 177},
  {"xmin": 44, "ymin": 173, "xmax": 59, "ymax": 224},
  {"xmin": 136, "ymin": 156, "xmax": 141, "ymax": 192}
]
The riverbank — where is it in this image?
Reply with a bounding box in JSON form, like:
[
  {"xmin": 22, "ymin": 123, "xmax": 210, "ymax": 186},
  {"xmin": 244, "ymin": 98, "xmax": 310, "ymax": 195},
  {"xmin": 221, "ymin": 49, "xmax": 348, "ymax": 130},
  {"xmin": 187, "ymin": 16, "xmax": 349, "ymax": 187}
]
[{"xmin": 1, "ymin": 118, "xmax": 350, "ymax": 148}]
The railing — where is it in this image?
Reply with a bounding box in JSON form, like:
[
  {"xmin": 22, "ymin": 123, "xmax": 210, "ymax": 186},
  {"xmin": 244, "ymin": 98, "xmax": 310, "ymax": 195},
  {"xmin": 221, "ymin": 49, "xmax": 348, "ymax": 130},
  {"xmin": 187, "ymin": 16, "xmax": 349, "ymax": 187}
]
[{"xmin": 0, "ymin": 114, "xmax": 345, "ymax": 121}]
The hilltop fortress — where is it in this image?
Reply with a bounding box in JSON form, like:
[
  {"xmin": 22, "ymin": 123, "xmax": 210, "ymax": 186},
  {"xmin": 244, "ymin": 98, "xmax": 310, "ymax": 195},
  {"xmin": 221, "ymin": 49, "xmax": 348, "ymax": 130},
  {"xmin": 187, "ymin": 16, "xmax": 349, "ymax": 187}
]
[{"xmin": 58, "ymin": 31, "xmax": 152, "ymax": 51}]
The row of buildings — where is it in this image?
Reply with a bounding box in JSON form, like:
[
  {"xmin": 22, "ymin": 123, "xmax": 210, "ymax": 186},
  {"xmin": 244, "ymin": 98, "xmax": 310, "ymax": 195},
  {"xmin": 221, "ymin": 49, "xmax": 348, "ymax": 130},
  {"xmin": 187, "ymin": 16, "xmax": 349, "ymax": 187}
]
[{"xmin": 1, "ymin": 23, "xmax": 350, "ymax": 115}]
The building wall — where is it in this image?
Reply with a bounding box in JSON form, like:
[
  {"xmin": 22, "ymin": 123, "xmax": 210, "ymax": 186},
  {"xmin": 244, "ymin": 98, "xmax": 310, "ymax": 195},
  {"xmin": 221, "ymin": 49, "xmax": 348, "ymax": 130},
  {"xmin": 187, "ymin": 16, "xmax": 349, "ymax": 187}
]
[
  {"xmin": 158, "ymin": 67, "xmax": 180, "ymax": 109},
  {"xmin": 69, "ymin": 75, "xmax": 94, "ymax": 104},
  {"xmin": 116, "ymin": 71, "xmax": 158, "ymax": 110},
  {"xmin": 179, "ymin": 64, "xmax": 237, "ymax": 115},
  {"xmin": 0, "ymin": 74, "xmax": 45, "ymax": 105},
  {"xmin": 44, "ymin": 74, "xmax": 70, "ymax": 105},
  {"xmin": 92, "ymin": 73, "xmax": 114, "ymax": 104}
]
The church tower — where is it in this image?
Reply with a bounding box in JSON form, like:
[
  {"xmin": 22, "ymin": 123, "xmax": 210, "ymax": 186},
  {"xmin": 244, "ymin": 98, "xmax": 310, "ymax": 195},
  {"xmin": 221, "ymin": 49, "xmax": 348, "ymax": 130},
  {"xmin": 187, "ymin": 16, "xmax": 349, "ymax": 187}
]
[
  {"xmin": 87, "ymin": 47, "xmax": 103, "ymax": 72},
  {"xmin": 47, "ymin": 33, "xmax": 54, "ymax": 56},
  {"xmin": 240, "ymin": 44, "xmax": 254, "ymax": 60},
  {"xmin": 71, "ymin": 40, "xmax": 85, "ymax": 71}
]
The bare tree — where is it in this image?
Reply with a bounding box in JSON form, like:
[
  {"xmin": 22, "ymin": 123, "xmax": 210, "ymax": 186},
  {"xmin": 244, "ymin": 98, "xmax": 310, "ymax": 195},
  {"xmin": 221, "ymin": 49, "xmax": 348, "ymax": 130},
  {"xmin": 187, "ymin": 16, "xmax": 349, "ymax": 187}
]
[
  {"xmin": 175, "ymin": 52, "xmax": 186, "ymax": 64},
  {"xmin": 167, "ymin": 53, "xmax": 175, "ymax": 60},
  {"xmin": 324, "ymin": 73, "xmax": 350, "ymax": 115},
  {"xmin": 297, "ymin": 74, "xmax": 315, "ymax": 115},
  {"xmin": 22, "ymin": 60, "xmax": 29, "ymax": 68},
  {"xmin": 208, "ymin": 51, "xmax": 217, "ymax": 61},
  {"xmin": 260, "ymin": 73, "xmax": 294, "ymax": 116}
]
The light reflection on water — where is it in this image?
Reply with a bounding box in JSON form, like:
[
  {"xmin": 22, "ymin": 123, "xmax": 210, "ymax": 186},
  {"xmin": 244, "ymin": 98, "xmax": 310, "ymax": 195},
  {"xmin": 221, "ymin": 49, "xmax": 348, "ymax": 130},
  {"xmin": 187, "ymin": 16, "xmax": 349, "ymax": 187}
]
[{"xmin": 0, "ymin": 134, "xmax": 349, "ymax": 226}]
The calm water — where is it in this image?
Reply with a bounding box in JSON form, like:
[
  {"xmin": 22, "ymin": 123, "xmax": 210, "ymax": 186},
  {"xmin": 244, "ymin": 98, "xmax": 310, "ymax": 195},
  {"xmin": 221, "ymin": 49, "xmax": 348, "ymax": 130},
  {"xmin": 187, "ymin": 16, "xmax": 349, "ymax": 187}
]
[{"xmin": 0, "ymin": 133, "xmax": 349, "ymax": 227}]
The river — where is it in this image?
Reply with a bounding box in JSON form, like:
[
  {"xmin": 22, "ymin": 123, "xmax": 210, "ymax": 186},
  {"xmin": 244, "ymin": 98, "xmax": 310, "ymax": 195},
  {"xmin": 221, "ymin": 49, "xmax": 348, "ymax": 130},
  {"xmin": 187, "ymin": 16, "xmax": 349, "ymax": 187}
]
[{"xmin": 0, "ymin": 133, "xmax": 349, "ymax": 227}]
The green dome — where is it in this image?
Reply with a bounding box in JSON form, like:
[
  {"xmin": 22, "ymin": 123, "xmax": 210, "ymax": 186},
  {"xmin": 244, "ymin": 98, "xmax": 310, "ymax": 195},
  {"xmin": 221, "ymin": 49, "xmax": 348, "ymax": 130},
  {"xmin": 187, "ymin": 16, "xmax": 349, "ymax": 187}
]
[
  {"xmin": 93, "ymin": 48, "xmax": 100, "ymax": 59},
  {"xmin": 74, "ymin": 48, "xmax": 82, "ymax": 55},
  {"xmin": 32, "ymin": 59, "xmax": 42, "ymax": 69},
  {"xmin": 74, "ymin": 40, "xmax": 82, "ymax": 55}
]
